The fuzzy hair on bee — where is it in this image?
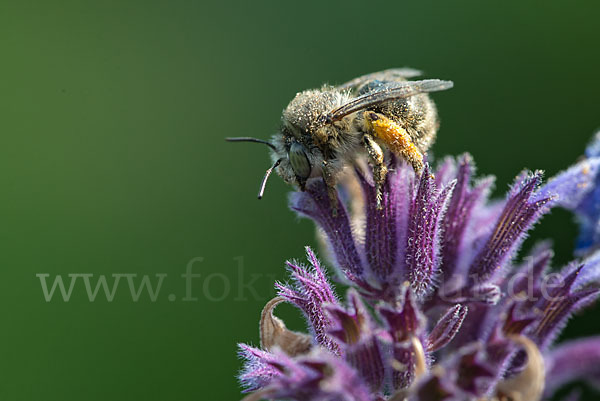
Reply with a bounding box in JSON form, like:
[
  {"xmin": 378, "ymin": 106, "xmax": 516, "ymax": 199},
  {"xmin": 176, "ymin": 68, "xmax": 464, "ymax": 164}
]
[{"xmin": 227, "ymin": 68, "xmax": 453, "ymax": 214}]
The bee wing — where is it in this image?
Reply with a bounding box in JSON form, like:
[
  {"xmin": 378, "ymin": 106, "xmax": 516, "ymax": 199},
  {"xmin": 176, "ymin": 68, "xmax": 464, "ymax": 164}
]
[
  {"xmin": 325, "ymin": 79, "xmax": 453, "ymax": 122},
  {"xmin": 337, "ymin": 68, "xmax": 423, "ymax": 90}
]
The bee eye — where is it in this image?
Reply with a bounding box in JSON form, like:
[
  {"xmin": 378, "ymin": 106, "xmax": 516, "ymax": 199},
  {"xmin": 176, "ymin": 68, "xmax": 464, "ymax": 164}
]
[{"xmin": 288, "ymin": 142, "xmax": 311, "ymax": 179}]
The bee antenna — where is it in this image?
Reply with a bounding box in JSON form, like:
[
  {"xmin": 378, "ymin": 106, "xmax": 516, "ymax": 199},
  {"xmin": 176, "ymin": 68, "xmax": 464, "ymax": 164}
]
[
  {"xmin": 258, "ymin": 158, "xmax": 283, "ymax": 199},
  {"xmin": 226, "ymin": 137, "xmax": 277, "ymax": 151}
]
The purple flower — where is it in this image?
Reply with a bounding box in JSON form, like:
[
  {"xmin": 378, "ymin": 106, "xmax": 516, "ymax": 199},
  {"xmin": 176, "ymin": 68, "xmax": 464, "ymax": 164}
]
[
  {"xmin": 238, "ymin": 140, "xmax": 600, "ymax": 401},
  {"xmin": 558, "ymin": 131, "xmax": 600, "ymax": 255}
]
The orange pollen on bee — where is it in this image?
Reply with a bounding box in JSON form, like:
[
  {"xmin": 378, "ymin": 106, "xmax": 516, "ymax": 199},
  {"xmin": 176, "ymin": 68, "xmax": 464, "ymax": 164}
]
[{"xmin": 365, "ymin": 112, "xmax": 424, "ymax": 171}]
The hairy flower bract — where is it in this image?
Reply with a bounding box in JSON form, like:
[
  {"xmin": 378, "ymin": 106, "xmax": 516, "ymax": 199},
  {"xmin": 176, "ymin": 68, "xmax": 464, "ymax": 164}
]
[{"xmin": 238, "ymin": 135, "xmax": 600, "ymax": 401}]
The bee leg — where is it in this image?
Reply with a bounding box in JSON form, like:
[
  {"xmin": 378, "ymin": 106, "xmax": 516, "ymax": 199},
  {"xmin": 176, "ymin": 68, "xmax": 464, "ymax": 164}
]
[
  {"xmin": 321, "ymin": 160, "xmax": 338, "ymax": 216},
  {"xmin": 364, "ymin": 111, "xmax": 424, "ymax": 172},
  {"xmin": 297, "ymin": 176, "xmax": 307, "ymax": 191},
  {"xmin": 363, "ymin": 134, "xmax": 388, "ymax": 209}
]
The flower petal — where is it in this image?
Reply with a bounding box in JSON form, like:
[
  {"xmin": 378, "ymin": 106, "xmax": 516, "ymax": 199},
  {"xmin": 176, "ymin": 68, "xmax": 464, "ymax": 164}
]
[
  {"xmin": 535, "ymin": 157, "xmax": 600, "ymax": 209},
  {"xmin": 390, "ymin": 339, "xmax": 426, "ymax": 391},
  {"xmin": 574, "ymin": 248, "xmax": 600, "ymax": 289},
  {"xmin": 406, "ymin": 164, "xmax": 456, "ymax": 297},
  {"xmin": 275, "ymin": 247, "xmax": 341, "ymax": 354},
  {"xmin": 565, "ymin": 132, "xmax": 600, "ymax": 254},
  {"xmin": 377, "ymin": 284, "xmax": 426, "ymax": 342},
  {"xmin": 530, "ymin": 265, "xmax": 600, "ymax": 349},
  {"xmin": 238, "ymin": 344, "xmax": 282, "ymax": 392},
  {"xmin": 441, "ymin": 154, "xmax": 494, "ymax": 279},
  {"xmin": 345, "ymin": 334, "xmax": 386, "ymax": 393},
  {"xmin": 426, "ymin": 304, "xmax": 469, "ymax": 352},
  {"xmin": 507, "ymin": 241, "xmax": 553, "ymax": 297},
  {"xmin": 241, "ymin": 348, "xmax": 373, "ymax": 401},
  {"xmin": 357, "ymin": 166, "xmax": 399, "ymax": 282},
  {"xmin": 290, "ymin": 180, "xmax": 364, "ymax": 279},
  {"xmin": 544, "ymin": 336, "xmax": 600, "ymax": 395},
  {"xmin": 325, "ymin": 289, "xmax": 373, "ymax": 345},
  {"xmin": 468, "ymin": 171, "xmax": 553, "ymax": 284}
]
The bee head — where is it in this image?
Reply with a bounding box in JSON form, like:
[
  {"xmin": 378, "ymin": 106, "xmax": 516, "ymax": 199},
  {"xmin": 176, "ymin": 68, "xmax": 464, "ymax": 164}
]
[
  {"xmin": 282, "ymin": 88, "xmax": 348, "ymax": 135},
  {"xmin": 225, "ymin": 135, "xmax": 315, "ymax": 199},
  {"xmin": 225, "ymin": 87, "xmax": 348, "ymax": 200}
]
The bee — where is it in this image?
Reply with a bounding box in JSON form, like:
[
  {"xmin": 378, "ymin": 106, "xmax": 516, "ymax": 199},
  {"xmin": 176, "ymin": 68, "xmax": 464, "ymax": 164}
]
[{"xmin": 227, "ymin": 68, "xmax": 453, "ymax": 213}]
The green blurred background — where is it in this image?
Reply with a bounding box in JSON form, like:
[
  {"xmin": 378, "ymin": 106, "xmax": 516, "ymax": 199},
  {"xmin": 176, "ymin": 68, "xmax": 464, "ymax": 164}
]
[{"xmin": 1, "ymin": 0, "xmax": 599, "ymax": 400}]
